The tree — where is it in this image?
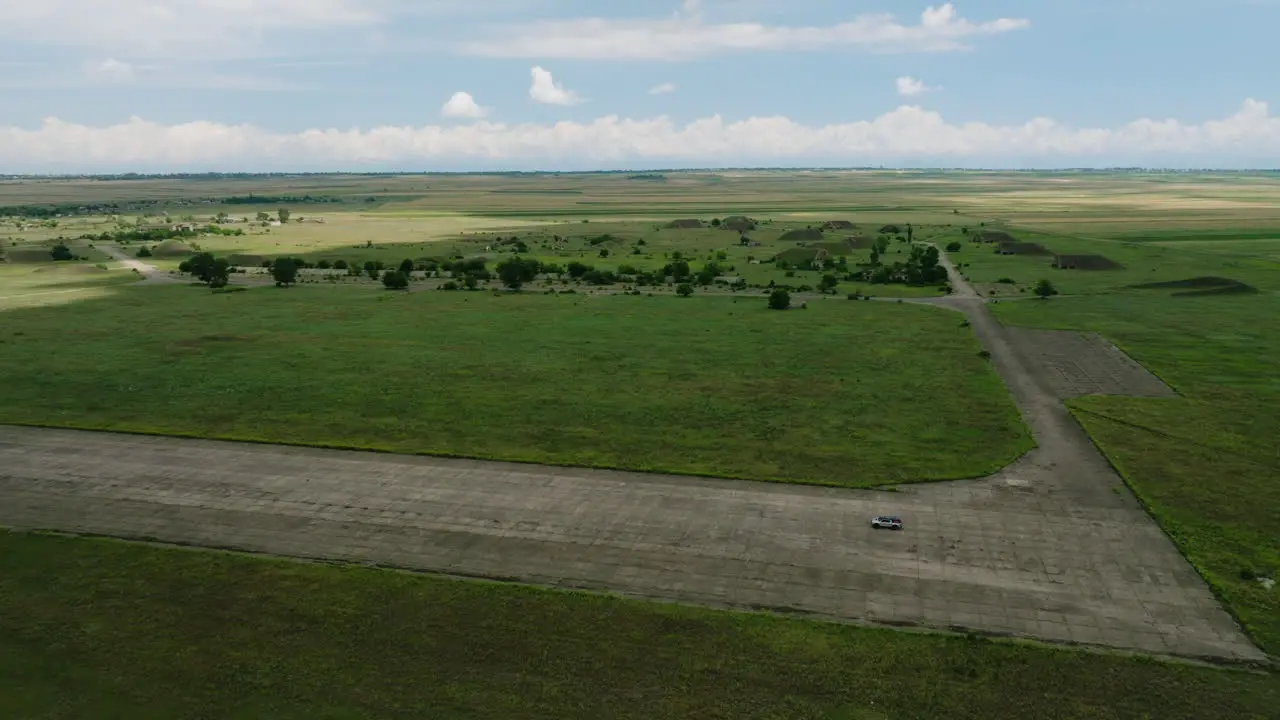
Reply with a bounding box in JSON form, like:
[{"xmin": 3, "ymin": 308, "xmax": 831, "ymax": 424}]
[
  {"xmin": 663, "ymin": 259, "xmax": 691, "ymax": 281},
  {"xmin": 873, "ymin": 236, "xmax": 891, "ymax": 255},
  {"xmin": 711, "ymin": 218, "xmax": 721, "ymax": 227},
  {"xmin": 946, "ymin": 242, "xmax": 962, "ymax": 253},
  {"xmin": 272, "ymin": 258, "xmax": 299, "ymax": 287},
  {"xmin": 567, "ymin": 261, "xmax": 592, "ymax": 279},
  {"xmin": 906, "ymin": 224, "xmax": 914, "ymax": 243},
  {"xmin": 277, "ymin": 208, "xmax": 291, "ymax": 223},
  {"xmin": 676, "ymin": 283, "xmax": 693, "ymax": 297},
  {"xmin": 382, "ymin": 269, "xmax": 409, "ymax": 290},
  {"xmin": 256, "ymin": 211, "xmax": 270, "ymax": 221},
  {"xmin": 180, "ymin": 252, "xmax": 219, "ymax": 282},
  {"xmin": 49, "ymin": 243, "xmax": 74, "ymax": 261},
  {"xmin": 1034, "ymin": 279, "xmax": 1059, "ymax": 299},
  {"xmin": 768, "ymin": 289, "xmax": 791, "ymax": 310},
  {"xmin": 497, "ymin": 256, "xmax": 541, "ymax": 290},
  {"xmin": 463, "ymin": 274, "xmax": 479, "ymax": 290},
  {"xmin": 364, "ymin": 260, "xmax": 383, "ymax": 280},
  {"xmin": 399, "ymin": 258, "xmax": 415, "ymax": 275},
  {"xmin": 136, "ymin": 246, "xmax": 153, "ymax": 258},
  {"xmin": 818, "ymin": 273, "xmax": 839, "ymax": 293},
  {"xmin": 333, "ymin": 259, "xmax": 349, "ymax": 270},
  {"xmin": 598, "ymin": 248, "xmax": 610, "ymax": 258}
]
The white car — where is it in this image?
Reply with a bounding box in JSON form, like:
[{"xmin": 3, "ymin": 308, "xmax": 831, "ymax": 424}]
[{"xmin": 871, "ymin": 516, "xmax": 903, "ymax": 530}]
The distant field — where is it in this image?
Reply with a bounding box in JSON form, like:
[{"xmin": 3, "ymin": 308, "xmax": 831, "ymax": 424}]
[
  {"xmin": 994, "ymin": 293, "xmax": 1280, "ymax": 655},
  {"xmin": 0, "ymin": 287, "xmax": 1031, "ymax": 487},
  {"xmin": 3, "ymin": 531, "xmax": 1277, "ymax": 720}
]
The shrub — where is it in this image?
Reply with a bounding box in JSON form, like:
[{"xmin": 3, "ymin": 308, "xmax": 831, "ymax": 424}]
[
  {"xmin": 768, "ymin": 289, "xmax": 791, "ymax": 310},
  {"xmin": 567, "ymin": 261, "xmax": 592, "ymax": 279},
  {"xmin": 49, "ymin": 244, "xmax": 74, "ymax": 261},
  {"xmin": 441, "ymin": 281, "xmax": 460, "ymax": 291},
  {"xmin": 496, "ymin": 256, "xmax": 541, "ymax": 289},
  {"xmin": 946, "ymin": 242, "xmax": 962, "ymax": 252},
  {"xmin": 135, "ymin": 246, "xmax": 153, "ymax": 258},
  {"xmin": 675, "ymin": 283, "xmax": 693, "ymax": 297},
  {"xmin": 1034, "ymin": 279, "xmax": 1060, "ymax": 299},
  {"xmin": 382, "ymin": 270, "xmax": 410, "ymax": 290},
  {"xmin": 997, "ymin": 277, "xmax": 1016, "ymax": 285}
]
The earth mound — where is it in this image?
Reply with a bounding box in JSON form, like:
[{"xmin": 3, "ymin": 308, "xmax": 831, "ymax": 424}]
[
  {"xmin": 1130, "ymin": 277, "xmax": 1258, "ymax": 297},
  {"xmin": 879, "ymin": 224, "xmax": 902, "ymax": 234},
  {"xmin": 974, "ymin": 230, "xmax": 1017, "ymax": 244},
  {"xmin": 822, "ymin": 220, "xmax": 856, "ymax": 231},
  {"xmin": 152, "ymin": 240, "xmax": 197, "ymax": 258},
  {"xmin": 996, "ymin": 242, "xmax": 1050, "ymax": 255},
  {"xmin": 778, "ymin": 228, "xmax": 824, "ymax": 243},
  {"xmin": 667, "ymin": 219, "xmax": 704, "ymax": 229},
  {"xmin": 721, "ymin": 216, "xmax": 756, "ymax": 232},
  {"xmin": 1053, "ymin": 254, "xmax": 1122, "ymax": 271}
]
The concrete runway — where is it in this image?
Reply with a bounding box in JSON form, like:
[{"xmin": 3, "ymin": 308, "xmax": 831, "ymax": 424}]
[{"xmin": 0, "ymin": 424, "xmax": 1262, "ymax": 662}]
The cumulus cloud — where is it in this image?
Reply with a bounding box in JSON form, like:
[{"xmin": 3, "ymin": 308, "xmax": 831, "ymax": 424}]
[
  {"xmin": 529, "ymin": 66, "xmax": 581, "ymax": 106},
  {"xmin": 896, "ymin": 76, "xmax": 938, "ymax": 97},
  {"xmin": 463, "ymin": 3, "xmax": 1029, "ymax": 61},
  {"xmin": 649, "ymin": 82, "xmax": 677, "ymax": 95},
  {"xmin": 83, "ymin": 58, "xmax": 136, "ymax": 83},
  {"xmin": 2, "ymin": 100, "xmax": 1276, "ymax": 171},
  {"xmin": 441, "ymin": 91, "xmax": 489, "ymax": 119}
]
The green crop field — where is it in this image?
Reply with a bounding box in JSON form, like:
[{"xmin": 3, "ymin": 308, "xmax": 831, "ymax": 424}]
[
  {"xmin": 0, "ymin": 285, "xmax": 1030, "ymax": 486},
  {"xmin": 3, "ymin": 531, "xmax": 1277, "ymax": 720}
]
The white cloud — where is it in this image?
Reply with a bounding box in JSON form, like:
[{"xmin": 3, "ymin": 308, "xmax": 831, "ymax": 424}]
[
  {"xmin": 649, "ymin": 83, "xmax": 677, "ymax": 95},
  {"xmin": 0, "ymin": 0, "xmax": 387, "ymax": 58},
  {"xmin": 441, "ymin": 91, "xmax": 489, "ymax": 119},
  {"xmin": 2, "ymin": 100, "xmax": 1277, "ymax": 171},
  {"xmin": 529, "ymin": 66, "xmax": 581, "ymax": 106},
  {"xmin": 896, "ymin": 76, "xmax": 938, "ymax": 97},
  {"xmin": 83, "ymin": 58, "xmax": 136, "ymax": 84},
  {"xmin": 463, "ymin": 3, "xmax": 1029, "ymax": 61}
]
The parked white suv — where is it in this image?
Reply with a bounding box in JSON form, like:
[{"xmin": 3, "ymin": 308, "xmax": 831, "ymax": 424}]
[{"xmin": 871, "ymin": 516, "xmax": 903, "ymax": 530}]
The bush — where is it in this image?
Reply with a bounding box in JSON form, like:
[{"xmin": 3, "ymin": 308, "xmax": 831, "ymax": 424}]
[
  {"xmin": 567, "ymin": 261, "xmax": 592, "ymax": 279},
  {"xmin": 440, "ymin": 281, "xmax": 460, "ymax": 291},
  {"xmin": 1034, "ymin": 279, "xmax": 1060, "ymax": 299},
  {"xmin": 675, "ymin": 283, "xmax": 693, "ymax": 297},
  {"xmin": 333, "ymin": 259, "xmax": 349, "ymax": 270},
  {"xmin": 997, "ymin": 277, "xmax": 1016, "ymax": 285},
  {"xmin": 768, "ymin": 289, "xmax": 791, "ymax": 310},
  {"xmin": 49, "ymin": 244, "xmax": 74, "ymax": 261},
  {"xmin": 382, "ymin": 270, "xmax": 410, "ymax": 290},
  {"xmin": 135, "ymin": 246, "xmax": 153, "ymax": 258},
  {"xmin": 946, "ymin": 242, "xmax": 962, "ymax": 252}
]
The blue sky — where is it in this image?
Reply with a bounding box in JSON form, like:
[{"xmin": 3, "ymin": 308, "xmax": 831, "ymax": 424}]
[{"xmin": 0, "ymin": 1, "xmax": 1277, "ymax": 171}]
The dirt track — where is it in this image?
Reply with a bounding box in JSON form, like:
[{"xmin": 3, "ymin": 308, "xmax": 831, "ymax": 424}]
[{"xmin": 0, "ymin": 250, "xmax": 1264, "ymax": 662}]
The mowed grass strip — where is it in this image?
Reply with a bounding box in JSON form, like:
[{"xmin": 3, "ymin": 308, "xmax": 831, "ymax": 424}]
[
  {"xmin": 993, "ymin": 293, "xmax": 1280, "ymax": 654},
  {"xmin": 0, "ymin": 286, "xmax": 1030, "ymax": 486},
  {"xmin": 1, "ymin": 531, "xmax": 1276, "ymax": 720}
]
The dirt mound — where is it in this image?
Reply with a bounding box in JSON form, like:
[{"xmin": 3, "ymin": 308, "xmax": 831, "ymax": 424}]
[
  {"xmin": 879, "ymin": 225, "xmax": 902, "ymax": 235},
  {"xmin": 975, "ymin": 230, "xmax": 1017, "ymax": 244},
  {"xmin": 721, "ymin": 218, "xmax": 756, "ymax": 232},
  {"xmin": 3, "ymin": 248, "xmax": 55, "ymax": 263},
  {"xmin": 822, "ymin": 220, "xmax": 856, "ymax": 231},
  {"xmin": 152, "ymin": 239, "xmax": 196, "ymax": 258},
  {"xmin": 1131, "ymin": 277, "xmax": 1259, "ymax": 297},
  {"xmin": 666, "ymin": 219, "xmax": 703, "ymax": 229},
  {"xmin": 775, "ymin": 247, "xmax": 820, "ymax": 265},
  {"xmin": 778, "ymin": 228, "xmax": 824, "ymax": 243},
  {"xmin": 1053, "ymin": 254, "xmax": 1122, "ymax": 271},
  {"xmin": 996, "ymin": 242, "xmax": 1050, "ymax": 256},
  {"xmin": 845, "ymin": 235, "xmax": 873, "ymax": 250}
]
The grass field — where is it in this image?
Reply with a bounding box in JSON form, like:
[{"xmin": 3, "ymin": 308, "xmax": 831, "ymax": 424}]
[
  {"xmin": 993, "ymin": 293, "xmax": 1280, "ymax": 655},
  {"xmin": 0, "ymin": 285, "xmax": 1031, "ymax": 486},
  {"xmin": 3, "ymin": 530, "xmax": 1277, "ymax": 720}
]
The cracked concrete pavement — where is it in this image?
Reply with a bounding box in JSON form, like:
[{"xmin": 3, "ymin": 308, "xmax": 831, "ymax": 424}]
[{"xmin": 0, "ymin": 250, "xmax": 1264, "ymax": 663}]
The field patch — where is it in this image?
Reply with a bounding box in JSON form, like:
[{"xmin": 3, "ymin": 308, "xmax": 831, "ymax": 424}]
[
  {"xmin": 0, "ymin": 287, "xmax": 1031, "ymax": 487},
  {"xmin": 1004, "ymin": 329, "xmax": 1176, "ymax": 399},
  {"xmin": 2, "ymin": 531, "xmax": 1276, "ymax": 720}
]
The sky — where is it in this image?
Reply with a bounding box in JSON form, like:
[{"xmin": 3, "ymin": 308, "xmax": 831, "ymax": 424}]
[{"xmin": 0, "ymin": 0, "xmax": 1277, "ymax": 172}]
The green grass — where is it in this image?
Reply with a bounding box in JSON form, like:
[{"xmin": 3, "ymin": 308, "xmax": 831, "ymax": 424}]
[
  {"xmin": 993, "ymin": 293, "xmax": 1280, "ymax": 655},
  {"xmin": 2, "ymin": 531, "xmax": 1277, "ymax": 720},
  {"xmin": 0, "ymin": 286, "xmax": 1030, "ymax": 487}
]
